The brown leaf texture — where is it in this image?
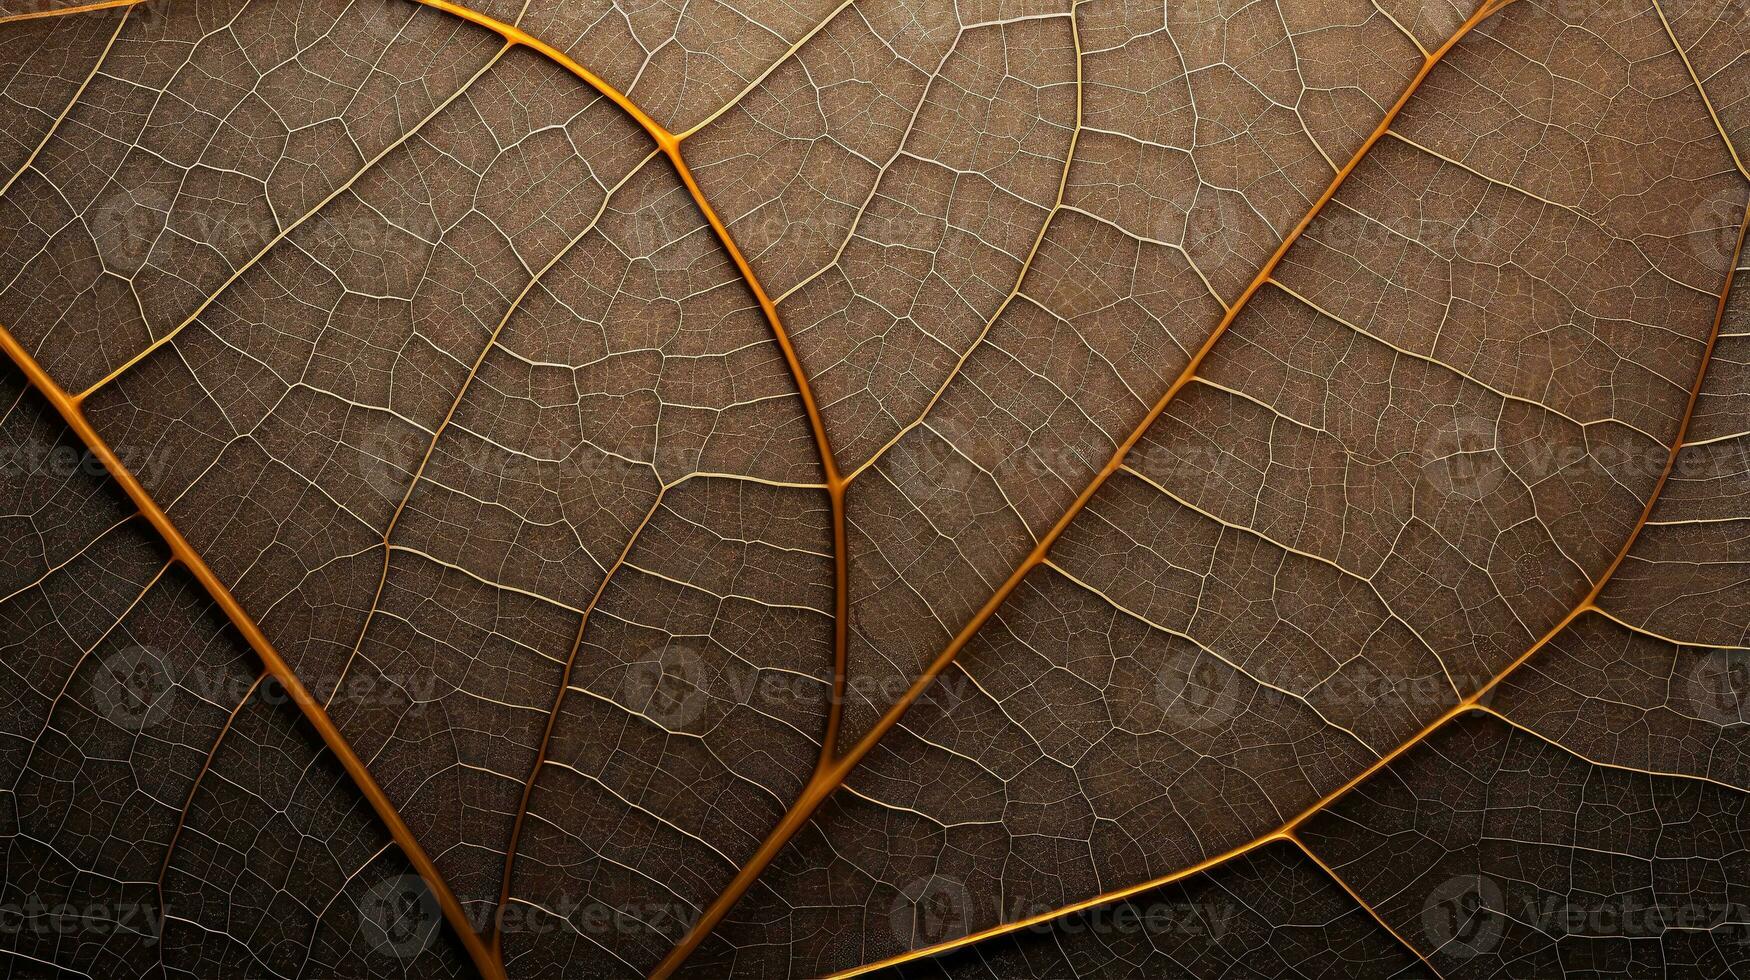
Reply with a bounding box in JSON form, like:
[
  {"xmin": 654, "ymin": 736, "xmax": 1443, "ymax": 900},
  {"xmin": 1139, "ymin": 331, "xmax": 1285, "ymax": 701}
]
[{"xmin": 0, "ymin": 0, "xmax": 1746, "ymax": 977}]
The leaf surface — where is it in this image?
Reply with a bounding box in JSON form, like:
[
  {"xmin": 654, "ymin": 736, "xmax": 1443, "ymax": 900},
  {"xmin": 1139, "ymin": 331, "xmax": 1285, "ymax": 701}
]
[{"xmin": 0, "ymin": 0, "xmax": 1747, "ymax": 977}]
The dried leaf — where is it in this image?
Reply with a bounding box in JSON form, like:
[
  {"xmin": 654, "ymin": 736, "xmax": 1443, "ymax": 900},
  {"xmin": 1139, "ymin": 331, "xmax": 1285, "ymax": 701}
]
[{"xmin": 1, "ymin": 0, "xmax": 1746, "ymax": 976}]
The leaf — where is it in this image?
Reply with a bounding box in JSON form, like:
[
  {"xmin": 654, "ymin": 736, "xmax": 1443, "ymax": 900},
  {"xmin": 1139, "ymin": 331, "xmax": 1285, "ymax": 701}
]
[{"xmin": 0, "ymin": 0, "xmax": 1745, "ymax": 977}]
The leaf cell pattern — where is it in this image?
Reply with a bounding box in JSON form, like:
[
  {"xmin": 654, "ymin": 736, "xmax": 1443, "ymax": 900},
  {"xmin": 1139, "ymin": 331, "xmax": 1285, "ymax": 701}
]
[{"xmin": 0, "ymin": 0, "xmax": 1746, "ymax": 977}]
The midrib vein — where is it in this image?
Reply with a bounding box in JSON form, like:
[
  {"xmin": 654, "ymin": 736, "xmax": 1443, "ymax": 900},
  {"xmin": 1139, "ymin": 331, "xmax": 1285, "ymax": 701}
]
[
  {"xmin": 655, "ymin": 3, "xmax": 1522, "ymax": 975},
  {"xmin": 404, "ymin": 5, "xmax": 854, "ymax": 978},
  {"xmin": 13, "ymin": 1, "xmax": 1738, "ymax": 979},
  {"xmin": 0, "ymin": 8, "xmax": 516, "ymax": 977},
  {"xmin": 833, "ymin": 174, "xmax": 1750, "ymax": 980},
  {"xmin": 0, "ymin": 318, "xmax": 508, "ymax": 980}
]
